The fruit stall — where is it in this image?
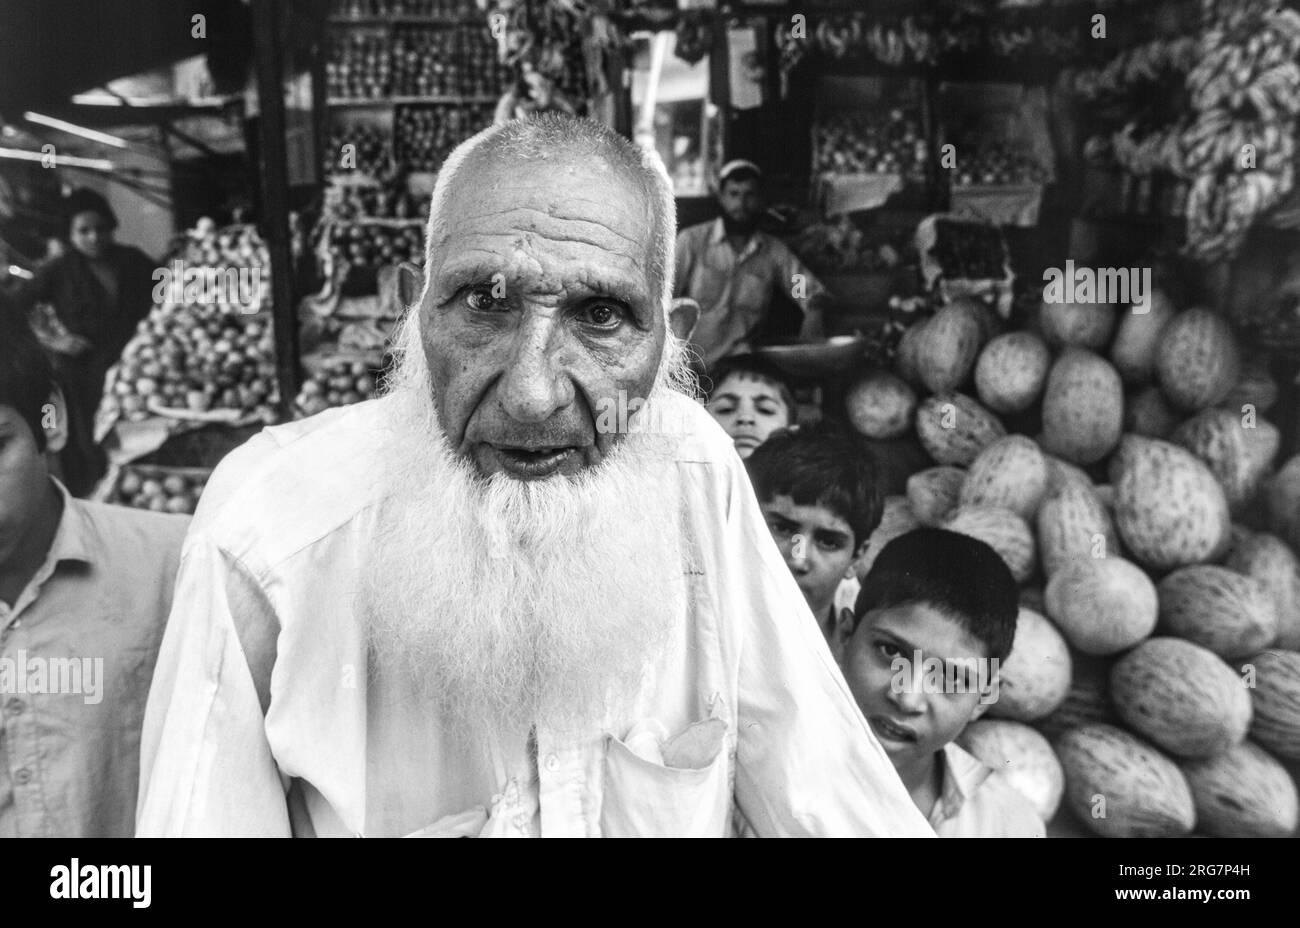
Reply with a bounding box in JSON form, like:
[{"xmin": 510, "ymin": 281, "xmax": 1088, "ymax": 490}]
[{"xmin": 48, "ymin": 0, "xmax": 1300, "ymax": 839}]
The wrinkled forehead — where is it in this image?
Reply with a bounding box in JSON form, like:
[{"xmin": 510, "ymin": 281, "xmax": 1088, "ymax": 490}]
[{"xmin": 436, "ymin": 151, "xmax": 658, "ymax": 282}]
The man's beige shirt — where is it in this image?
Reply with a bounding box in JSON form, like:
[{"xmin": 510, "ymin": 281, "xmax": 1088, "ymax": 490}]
[{"xmin": 136, "ymin": 392, "xmax": 933, "ymax": 837}]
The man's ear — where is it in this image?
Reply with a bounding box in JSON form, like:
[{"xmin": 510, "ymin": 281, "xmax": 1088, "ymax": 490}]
[
  {"xmin": 971, "ymin": 672, "xmax": 1001, "ymax": 721},
  {"xmin": 669, "ymin": 296, "xmax": 700, "ymax": 343},
  {"xmin": 830, "ymin": 607, "xmax": 856, "ymax": 664},
  {"xmin": 845, "ymin": 540, "xmax": 870, "ymax": 581},
  {"xmin": 42, "ymin": 389, "xmax": 68, "ymax": 455},
  {"xmin": 396, "ymin": 261, "xmax": 424, "ymax": 309}
]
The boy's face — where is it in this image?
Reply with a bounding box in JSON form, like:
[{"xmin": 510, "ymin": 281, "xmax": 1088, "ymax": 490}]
[
  {"xmin": 838, "ymin": 601, "xmax": 996, "ymax": 770},
  {"xmin": 705, "ymin": 372, "xmax": 791, "ymax": 458},
  {"xmin": 0, "ymin": 406, "xmax": 55, "ymax": 569},
  {"xmin": 70, "ymin": 210, "xmax": 112, "ymax": 260},
  {"xmin": 759, "ymin": 493, "xmax": 860, "ymax": 621}
]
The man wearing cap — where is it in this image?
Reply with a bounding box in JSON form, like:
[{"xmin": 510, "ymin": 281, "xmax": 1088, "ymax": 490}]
[
  {"xmin": 135, "ymin": 116, "xmax": 931, "ymax": 839},
  {"xmin": 674, "ymin": 160, "xmax": 832, "ymax": 371}
]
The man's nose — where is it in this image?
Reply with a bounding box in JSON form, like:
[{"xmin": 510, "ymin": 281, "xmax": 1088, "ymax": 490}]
[
  {"xmin": 496, "ymin": 311, "xmax": 574, "ymax": 424},
  {"xmin": 735, "ymin": 404, "xmax": 756, "ymax": 426}
]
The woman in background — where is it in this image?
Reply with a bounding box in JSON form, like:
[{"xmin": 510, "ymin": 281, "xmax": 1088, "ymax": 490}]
[{"xmin": 1, "ymin": 188, "xmax": 156, "ymax": 496}]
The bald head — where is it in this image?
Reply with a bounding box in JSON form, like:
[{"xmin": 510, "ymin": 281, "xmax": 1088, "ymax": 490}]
[{"xmin": 422, "ymin": 114, "xmax": 677, "ymax": 313}]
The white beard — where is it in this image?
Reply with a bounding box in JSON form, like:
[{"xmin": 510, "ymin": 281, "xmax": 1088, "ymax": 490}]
[{"xmin": 358, "ymin": 311, "xmax": 696, "ymax": 740}]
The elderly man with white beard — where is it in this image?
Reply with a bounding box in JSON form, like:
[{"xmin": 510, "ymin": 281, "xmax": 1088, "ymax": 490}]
[{"xmin": 135, "ymin": 115, "xmax": 932, "ymax": 838}]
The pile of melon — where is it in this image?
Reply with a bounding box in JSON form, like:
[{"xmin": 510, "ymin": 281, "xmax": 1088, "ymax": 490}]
[{"xmin": 847, "ymin": 292, "xmax": 1300, "ymax": 838}]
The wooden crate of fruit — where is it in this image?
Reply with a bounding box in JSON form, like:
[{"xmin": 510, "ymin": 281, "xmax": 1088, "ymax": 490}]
[{"xmin": 109, "ymin": 463, "xmax": 213, "ymax": 516}]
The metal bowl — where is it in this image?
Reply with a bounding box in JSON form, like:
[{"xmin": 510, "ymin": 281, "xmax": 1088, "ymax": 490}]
[{"xmin": 752, "ymin": 334, "xmax": 869, "ymax": 379}]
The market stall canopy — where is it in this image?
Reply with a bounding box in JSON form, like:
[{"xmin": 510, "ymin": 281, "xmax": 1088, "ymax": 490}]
[{"xmin": 0, "ymin": 0, "xmax": 225, "ymax": 116}]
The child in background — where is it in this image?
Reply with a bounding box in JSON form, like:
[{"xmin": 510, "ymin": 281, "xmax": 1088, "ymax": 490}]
[
  {"xmin": 745, "ymin": 420, "xmax": 882, "ymax": 641},
  {"xmin": 0, "ymin": 314, "xmax": 190, "ymax": 837},
  {"xmin": 704, "ymin": 354, "xmax": 796, "ymax": 459},
  {"xmin": 834, "ymin": 527, "xmax": 1044, "ymax": 837}
]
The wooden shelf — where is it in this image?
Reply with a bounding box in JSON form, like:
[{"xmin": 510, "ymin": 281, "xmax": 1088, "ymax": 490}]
[{"xmin": 327, "ymin": 15, "xmax": 483, "ymax": 26}]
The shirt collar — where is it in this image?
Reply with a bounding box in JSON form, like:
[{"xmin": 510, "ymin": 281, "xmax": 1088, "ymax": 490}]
[
  {"xmin": 46, "ymin": 477, "xmax": 95, "ymax": 567},
  {"xmin": 932, "ymin": 742, "xmax": 993, "ymax": 824}
]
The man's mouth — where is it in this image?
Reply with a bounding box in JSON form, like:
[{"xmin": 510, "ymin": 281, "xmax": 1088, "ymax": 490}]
[
  {"xmin": 869, "ymin": 716, "xmax": 920, "ymax": 744},
  {"xmin": 490, "ymin": 444, "xmax": 579, "ymax": 478}
]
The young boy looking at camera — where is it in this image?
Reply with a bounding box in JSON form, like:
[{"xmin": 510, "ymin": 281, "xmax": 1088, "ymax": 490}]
[
  {"xmin": 833, "ymin": 527, "xmax": 1044, "ymax": 837},
  {"xmin": 745, "ymin": 420, "xmax": 881, "ymax": 642},
  {"xmin": 704, "ymin": 354, "xmax": 796, "ymax": 460},
  {"xmin": 0, "ymin": 314, "xmax": 189, "ymax": 837}
]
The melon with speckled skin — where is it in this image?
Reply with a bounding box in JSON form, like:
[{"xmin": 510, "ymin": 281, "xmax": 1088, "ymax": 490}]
[
  {"xmin": 1157, "ymin": 565, "xmax": 1278, "ymax": 659},
  {"xmin": 959, "ymin": 435, "xmax": 1048, "ymax": 521},
  {"xmin": 859, "ymin": 495, "xmax": 920, "ymax": 574},
  {"xmin": 1155, "ymin": 307, "xmax": 1241, "ymax": 411},
  {"xmin": 1124, "ymin": 385, "xmax": 1181, "ymax": 439},
  {"xmin": 1110, "ymin": 637, "xmax": 1252, "ymax": 758},
  {"xmin": 1044, "ymin": 556, "xmax": 1158, "ymax": 655},
  {"xmin": 906, "ymin": 466, "xmax": 965, "ymax": 526},
  {"xmin": 1246, "ymin": 649, "xmax": 1300, "ymax": 761},
  {"xmin": 941, "ymin": 505, "xmax": 1037, "ymax": 584},
  {"xmin": 845, "ymin": 370, "xmax": 917, "ymax": 440},
  {"xmin": 1056, "ymin": 724, "xmax": 1195, "ymax": 838},
  {"xmin": 1110, "ymin": 289, "xmax": 1176, "ymax": 384},
  {"xmin": 916, "ymin": 303, "xmax": 982, "ymax": 394},
  {"xmin": 1040, "ymin": 349, "xmax": 1124, "ymax": 466},
  {"xmin": 988, "ymin": 608, "xmax": 1072, "ymax": 721},
  {"xmin": 1113, "ymin": 436, "xmax": 1231, "ymax": 570},
  {"xmin": 1170, "ymin": 407, "xmax": 1280, "ymax": 511},
  {"xmin": 895, "ymin": 319, "xmax": 927, "ymax": 388},
  {"xmin": 1226, "ymin": 535, "xmax": 1300, "ymax": 650},
  {"xmin": 958, "ymin": 719, "xmax": 1065, "ymax": 821},
  {"xmin": 1267, "ymin": 455, "xmax": 1300, "ymax": 554},
  {"xmin": 974, "ymin": 331, "xmax": 1051, "ymax": 414},
  {"xmin": 1181, "ymin": 741, "xmax": 1300, "ymax": 838},
  {"xmin": 1039, "ymin": 300, "xmax": 1117, "ymax": 350},
  {"xmin": 915, "ymin": 392, "xmax": 1006, "ymax": 466},
  {"xmin": 1037, "ymin": 480, "xmax": 1119, "ymax": 577},
  {"xmin": 1035, "ymin": 654, "xmax": 1118, "ymax": 741}
]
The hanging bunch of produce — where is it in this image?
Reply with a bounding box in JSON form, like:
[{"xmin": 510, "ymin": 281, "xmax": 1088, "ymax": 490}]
[
  {"xmin": 1181, "ymin": 2, "xmax": 1300, "ymax": 259},
  {"xmin": 478, "ymin": 0, "xmax": 624, "ymax": 106}
]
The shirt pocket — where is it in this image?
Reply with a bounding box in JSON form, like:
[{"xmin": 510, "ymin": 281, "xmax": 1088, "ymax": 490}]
[{"xmin": 600, "ymin": 721, "xmax": 731, "ymax": 838}]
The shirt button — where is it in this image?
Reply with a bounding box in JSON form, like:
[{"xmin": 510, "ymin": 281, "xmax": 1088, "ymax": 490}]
[
  {"xmin": 543, "ymin": 753, "xmax": 560, "ymax": 772},
  {"xmin": 5, "ymin": 698, "xmax": 23, "ymax": 716},
  {"xmin": 13, "ymin": 768, "xmax": 31, "ymax": 785},
  {"xmin": 513, "ymin": 814, "xmax": 528, "ymax": 830}
]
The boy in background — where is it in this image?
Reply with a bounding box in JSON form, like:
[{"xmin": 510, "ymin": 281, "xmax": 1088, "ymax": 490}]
[
  {"xmin": 704, "ymin": 354, "xmax": 797, "ymax": 460},
  {"xmin": 0, "ymin": 314, "xmax": 189, "ymax": 837},
  {"xmin": 745, "ymin": 420, "xmax": 881, "ymax": 640},
  {"xmin": 833, "ymin": 527, "xmax": 1044, "ymax": 837}
]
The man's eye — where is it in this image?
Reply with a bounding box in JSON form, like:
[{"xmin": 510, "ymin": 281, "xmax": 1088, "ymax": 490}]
[
  {"xmin": 465, "ymin": 287, "xmax": 505, "ymax": 312},
  {"xmin": 580, "ymin": 303, "xmax": 622, "ymax": 328},
  {"xmin": 817, "ymin": 538, "xmax": 845, "ymax": 552},
  {"xmin": 708, "ymin": 402, "xmax": 735, "ymax": 415},
  {"xmin": 768, "ymin": 521, "xmax": 794, "ymax": 537},
  {"xmin": 877, "ymin": 641, "xmax": 902, "ymax": 660}
]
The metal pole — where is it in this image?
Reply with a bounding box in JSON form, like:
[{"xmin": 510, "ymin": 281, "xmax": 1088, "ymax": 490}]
[{"xmin": 252, "ymin": 0, "xmax": 300, "ymax": 421}]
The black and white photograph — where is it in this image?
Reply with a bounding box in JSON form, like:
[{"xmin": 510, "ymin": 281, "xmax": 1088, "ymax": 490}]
[{"xmin": 0, "ymin": 0, "xmax": 1297, "ymax": 896}]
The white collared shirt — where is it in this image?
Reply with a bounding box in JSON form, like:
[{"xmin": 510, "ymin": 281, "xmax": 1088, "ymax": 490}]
[
  {"xmin": 135, "ymin": 393, "xmax": 933, "ymax": 837},
  {"xmin": 930, "ymin": 743, "xmax": 1046, "ymax": 838}
]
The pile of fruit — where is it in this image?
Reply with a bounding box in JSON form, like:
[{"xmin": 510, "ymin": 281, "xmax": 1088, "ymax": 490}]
[
  {"xmin": 1070, "ymin": 36, "xmax": 1198, "ymax": 99},
  {"xmin": 947, "ymin": 139, "xmax": 1051, "ymax": 187},
  {"xmin": 294, "ymin": 357, "xmax": 382, "ymax": 419},
  {"xmin": 324, "ymin": 124, "xmax": 391, "ymax": 177},
  {"xmin": 331, "ymin": 0, "xmax": 474, "ymax": 18},
  {"xmin": 323, "ymin": 221, "xmax": 425, "ymax": 278},
  {"xmin": 791, "ymin": 217, "xmax": 911, "ymax": 274},
  {"xmin": 103, "ymin": 307, "xmax": 280, "ymax": 424},
  {"xmin": 324, "ymin": 182, "xmax": 427, "ymax": 222},
  {"xmin": 845, "ymin": 286, "xmax": 1300, "ymax": 837},
  {"xmin": 327, "ymin": 26, "xmax": 509, "ymax": 99},
  {"xmin": 395, "ymin": 104, "xmax": 494, "ymax": 172},
  {"xmin": 813, "ymin": 109, "xmax": 927, "ymax": 182},
  {"xmin": 111, "ymin": 466, "xmax": 210, "ymax": 516}
]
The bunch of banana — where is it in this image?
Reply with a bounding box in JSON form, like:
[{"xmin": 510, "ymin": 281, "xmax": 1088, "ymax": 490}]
[
  {"xmin": 1186, "ymin": 169, "xmax": 1288, "ymax": 260},
  {"xmin": 902, "ymin": 16, "xmax": 936, "ymax": 65},
  {"xmin": 865, "ymin": 23, "xmax": 908, "ymax": 66},
  {"xmin": 1073, "ymin": 37, "xmax": 1198, "ymax": 100}
]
